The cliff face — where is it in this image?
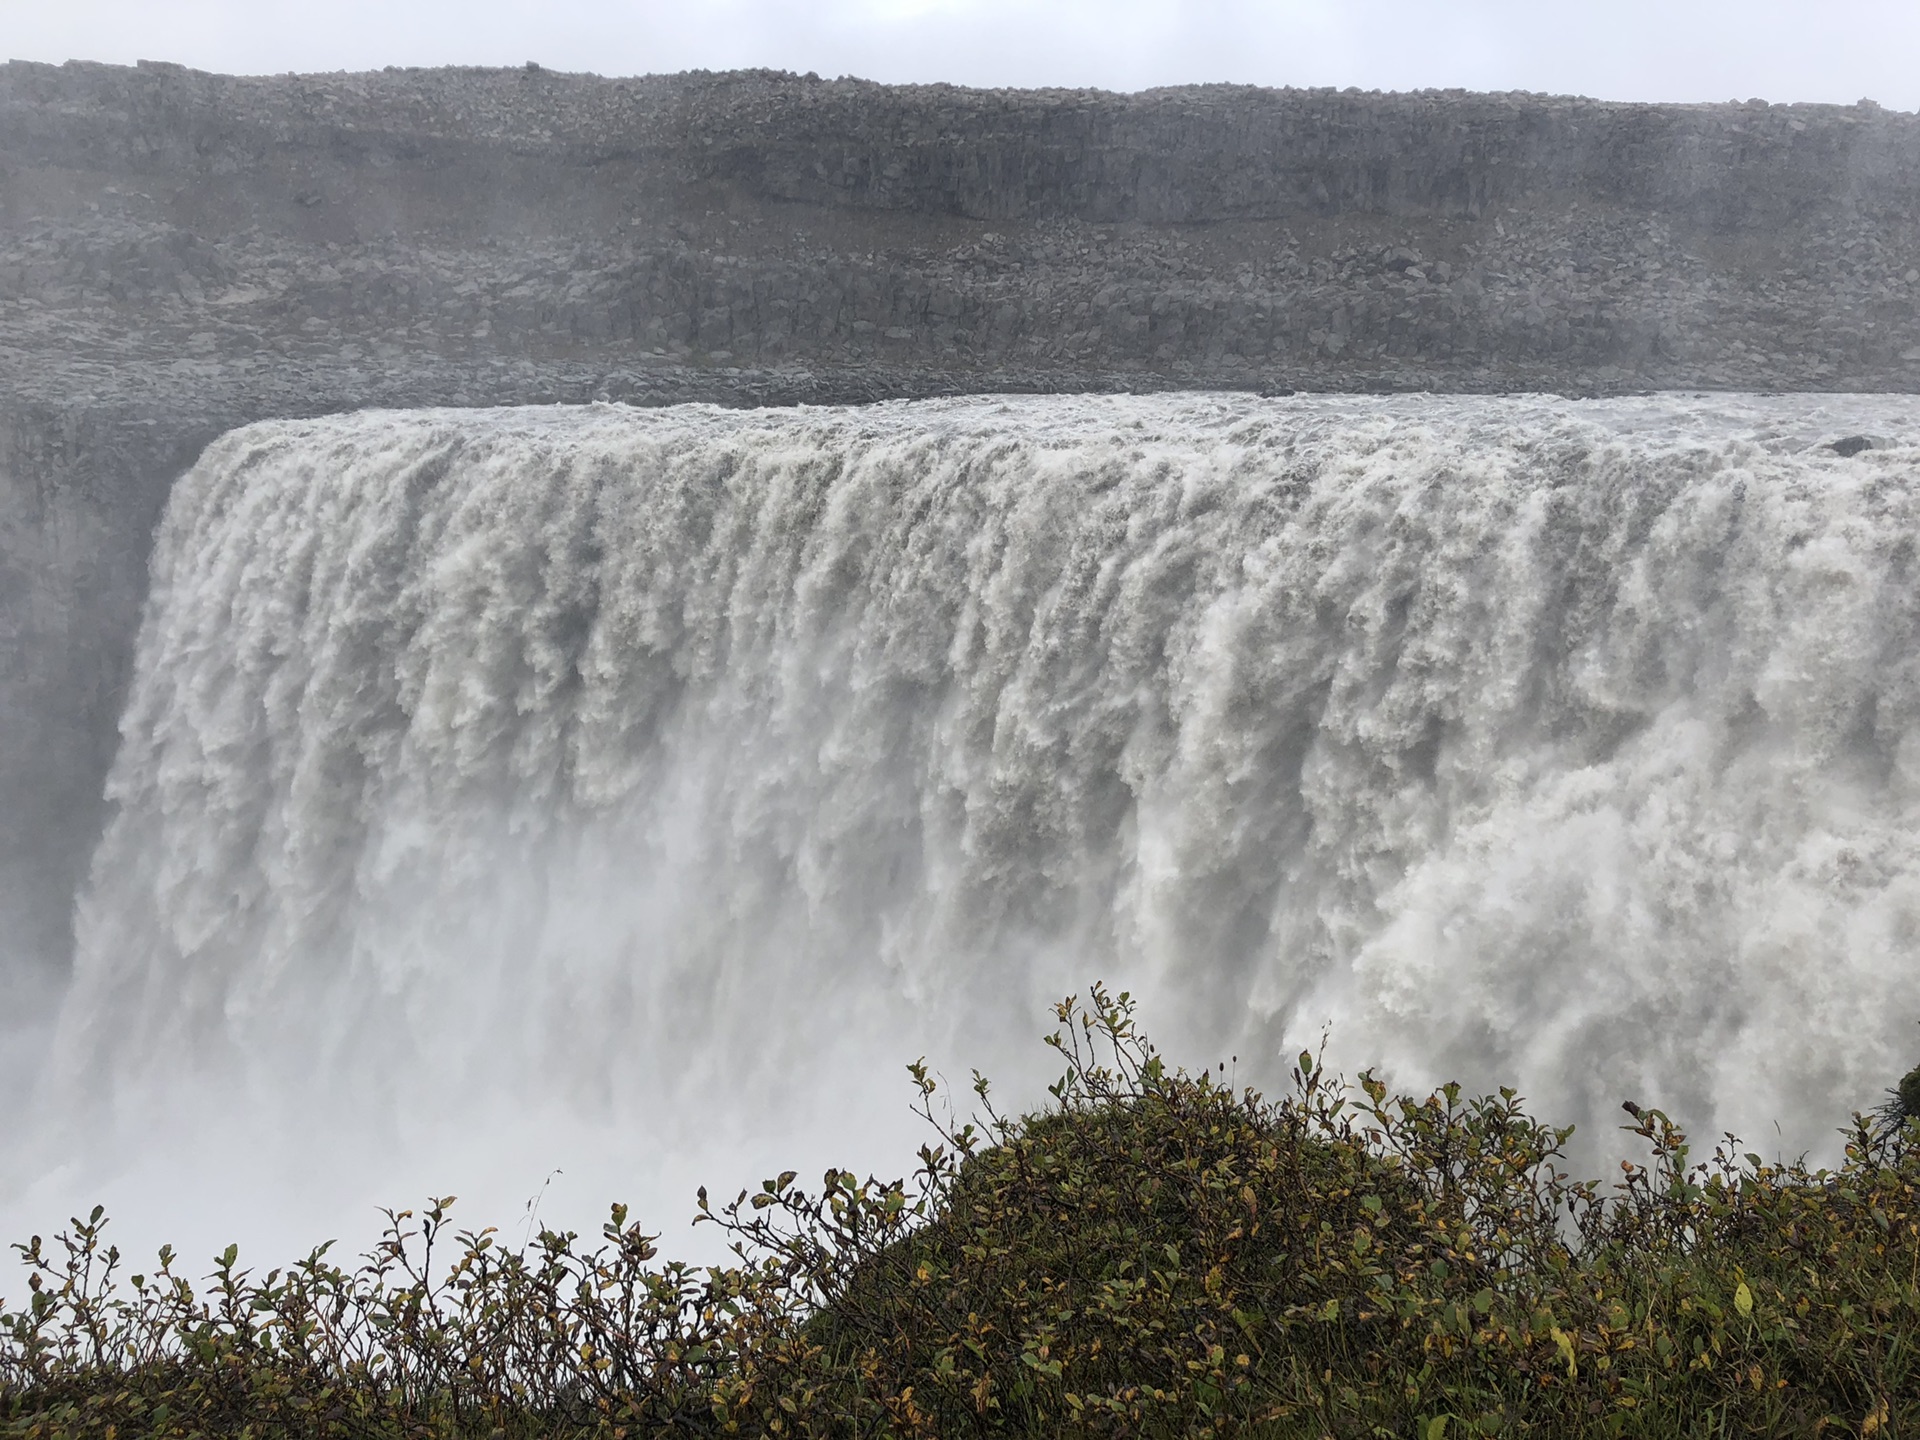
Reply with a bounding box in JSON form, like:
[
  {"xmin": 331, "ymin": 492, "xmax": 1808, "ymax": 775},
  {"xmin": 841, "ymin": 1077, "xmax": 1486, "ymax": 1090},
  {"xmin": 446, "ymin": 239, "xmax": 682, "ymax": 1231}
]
[
  {"xmin": 9, "ymin": 62, "xmax": 1919, "ymax": 228},
  {"xmin": 8, "ymin": 61, "xmax": 1920, "ymax": 401},
  {"xmin": 2, "ymin": 58, "xmax": 1919, "ymax": 997}
]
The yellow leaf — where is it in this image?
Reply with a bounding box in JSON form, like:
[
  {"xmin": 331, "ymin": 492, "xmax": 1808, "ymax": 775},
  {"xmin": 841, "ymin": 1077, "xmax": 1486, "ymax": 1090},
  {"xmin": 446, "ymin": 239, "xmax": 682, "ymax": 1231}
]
[
  {"xmin": 1550, "ymin": 1325, "xmax": 1577, "ymax": 1380},
  {"xmin": 1734, "ymin": 1281, "xmax": 1753, "ymax": 1318},
  {"xmin": 1864, "ymin": 1397, "xmax": 1890, "ymax": 1435}
]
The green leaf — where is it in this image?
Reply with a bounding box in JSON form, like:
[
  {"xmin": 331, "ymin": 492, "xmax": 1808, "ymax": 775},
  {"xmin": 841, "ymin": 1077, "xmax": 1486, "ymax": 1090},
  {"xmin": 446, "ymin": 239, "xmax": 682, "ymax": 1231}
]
[
  {"xmin": 1427, "ymin": 1417, "xmax": 1450, "ymax": 1440},
  {"xmin": 1734, "ymin": 1281, "xmax": 1753, "ymax": 1317}
]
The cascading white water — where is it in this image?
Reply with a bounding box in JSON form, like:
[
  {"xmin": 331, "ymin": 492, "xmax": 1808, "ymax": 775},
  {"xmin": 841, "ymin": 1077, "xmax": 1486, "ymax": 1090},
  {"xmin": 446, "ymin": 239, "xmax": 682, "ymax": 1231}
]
[{"xmin": 12, "ymin": 391, "xmax": 1920, "ymax": 1262}]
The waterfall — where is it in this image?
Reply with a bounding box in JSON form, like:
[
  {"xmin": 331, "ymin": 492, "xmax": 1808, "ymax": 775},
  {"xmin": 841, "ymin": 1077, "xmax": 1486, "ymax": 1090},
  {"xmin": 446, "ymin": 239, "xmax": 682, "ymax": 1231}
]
[{"xmin": 16, "ymin": 391, "xmax": 1920, "ymax": 1259}]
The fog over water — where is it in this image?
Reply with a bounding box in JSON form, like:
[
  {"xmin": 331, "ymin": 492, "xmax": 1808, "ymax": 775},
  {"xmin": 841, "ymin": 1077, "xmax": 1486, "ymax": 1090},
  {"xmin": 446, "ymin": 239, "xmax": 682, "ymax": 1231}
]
[{"xmin": 5, "ymin": 391, "xmax": 1919, "ymax": 1265}]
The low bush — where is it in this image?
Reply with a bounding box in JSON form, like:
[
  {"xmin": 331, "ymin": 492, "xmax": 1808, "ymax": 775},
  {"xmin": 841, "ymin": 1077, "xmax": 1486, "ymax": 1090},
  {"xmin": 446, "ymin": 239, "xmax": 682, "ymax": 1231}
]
[{"xmin": 5, "ymin": 987, "xmax": 1918, "ymax": 1437}]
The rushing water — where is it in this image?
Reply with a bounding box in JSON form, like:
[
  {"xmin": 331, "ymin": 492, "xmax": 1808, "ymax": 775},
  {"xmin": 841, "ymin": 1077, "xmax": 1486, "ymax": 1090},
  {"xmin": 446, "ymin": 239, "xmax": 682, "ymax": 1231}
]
[{"xmin": 9, "ymin": 391, "xmax": 1920, "ymax": 1263}]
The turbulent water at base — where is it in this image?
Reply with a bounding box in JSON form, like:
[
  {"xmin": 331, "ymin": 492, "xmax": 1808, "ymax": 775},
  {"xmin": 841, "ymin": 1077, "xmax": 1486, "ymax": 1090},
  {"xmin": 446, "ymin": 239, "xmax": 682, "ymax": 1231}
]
[{"xmin": 11, "ymin": 391, "xmax": 1920, "ymax": 1262}]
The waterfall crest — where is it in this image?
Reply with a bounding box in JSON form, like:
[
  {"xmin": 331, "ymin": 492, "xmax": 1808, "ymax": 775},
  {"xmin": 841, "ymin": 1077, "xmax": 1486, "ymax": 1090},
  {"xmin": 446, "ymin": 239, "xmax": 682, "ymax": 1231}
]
[{"xmin": 32, "ymin": 392, "xmax": 1920, "ymax": 1248}]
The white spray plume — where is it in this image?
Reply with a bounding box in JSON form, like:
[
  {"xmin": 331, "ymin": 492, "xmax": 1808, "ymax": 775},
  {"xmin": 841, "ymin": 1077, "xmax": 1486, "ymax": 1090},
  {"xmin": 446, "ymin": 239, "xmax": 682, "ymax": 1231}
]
[{"xmin": 10, "ymin": 391, "xmax": 1920, "ymax": 1266}]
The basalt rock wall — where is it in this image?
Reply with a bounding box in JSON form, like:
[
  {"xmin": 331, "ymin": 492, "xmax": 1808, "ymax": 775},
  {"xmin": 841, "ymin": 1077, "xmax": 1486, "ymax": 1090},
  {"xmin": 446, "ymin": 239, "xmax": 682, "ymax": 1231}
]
[
  {"xmin": 7, "ymin": 63, "xmax": 1920, "ymax": 231},
  {"xmin": 2, "ymin": 59, "xmax": 1919, "ymax": 992}
]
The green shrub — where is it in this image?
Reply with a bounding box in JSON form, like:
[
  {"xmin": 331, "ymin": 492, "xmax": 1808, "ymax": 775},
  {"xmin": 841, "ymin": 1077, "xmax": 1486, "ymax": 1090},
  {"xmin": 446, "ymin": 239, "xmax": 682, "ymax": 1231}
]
[{"xmin": 6, "ymin": 986, "xmax": 1919, "ymax": 1437}]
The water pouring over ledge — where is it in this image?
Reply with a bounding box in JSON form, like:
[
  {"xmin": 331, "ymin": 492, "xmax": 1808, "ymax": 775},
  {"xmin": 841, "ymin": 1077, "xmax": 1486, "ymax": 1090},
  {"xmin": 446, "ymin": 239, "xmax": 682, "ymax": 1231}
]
[{"xmin": 10, "ymin": 390, "xmax": 1920, "ymax": 1264}]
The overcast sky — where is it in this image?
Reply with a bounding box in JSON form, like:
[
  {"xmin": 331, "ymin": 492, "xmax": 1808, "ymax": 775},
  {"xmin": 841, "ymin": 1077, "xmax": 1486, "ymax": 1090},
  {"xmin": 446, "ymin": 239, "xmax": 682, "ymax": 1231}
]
[{"xmin": 5, "ymin": 0, "xmax": 1918, "ymax": 111}]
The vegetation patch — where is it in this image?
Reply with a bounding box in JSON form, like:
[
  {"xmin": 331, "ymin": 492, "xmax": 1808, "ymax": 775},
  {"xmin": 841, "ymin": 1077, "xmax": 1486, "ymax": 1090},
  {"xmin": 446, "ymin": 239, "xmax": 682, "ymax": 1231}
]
[{"xmin": 6, "ymin": 988, "xmax": 1919, "ymax": 1437}]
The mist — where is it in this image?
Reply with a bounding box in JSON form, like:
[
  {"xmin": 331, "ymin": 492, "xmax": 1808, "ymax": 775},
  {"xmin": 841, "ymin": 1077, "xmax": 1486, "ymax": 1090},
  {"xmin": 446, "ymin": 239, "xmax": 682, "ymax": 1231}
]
[{"xmin": 12, "ymin": 391, "xmax": 1920, "ymax": 1271}]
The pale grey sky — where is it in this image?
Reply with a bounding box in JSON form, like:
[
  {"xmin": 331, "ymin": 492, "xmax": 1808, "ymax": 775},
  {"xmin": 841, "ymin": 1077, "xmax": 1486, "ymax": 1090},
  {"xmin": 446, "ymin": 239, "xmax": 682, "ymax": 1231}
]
[{"xmin": 4, "ymin": 0, "xmax": 1917, "ymax": 110}]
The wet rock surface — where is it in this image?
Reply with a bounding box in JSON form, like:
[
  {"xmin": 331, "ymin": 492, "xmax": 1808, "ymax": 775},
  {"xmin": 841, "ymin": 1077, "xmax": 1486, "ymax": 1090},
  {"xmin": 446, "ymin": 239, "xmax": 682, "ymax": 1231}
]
[{"xmin": 2, "ymin": 59, "xmax": 1919, "ymax": 983}]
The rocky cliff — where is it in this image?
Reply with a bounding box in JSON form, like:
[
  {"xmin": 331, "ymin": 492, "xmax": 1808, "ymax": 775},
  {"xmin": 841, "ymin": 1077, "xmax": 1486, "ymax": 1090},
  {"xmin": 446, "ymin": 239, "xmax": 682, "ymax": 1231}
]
[{"xmin": 3, "ymin": 58, "xmax": 1919, "ymax": 998}]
